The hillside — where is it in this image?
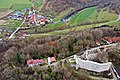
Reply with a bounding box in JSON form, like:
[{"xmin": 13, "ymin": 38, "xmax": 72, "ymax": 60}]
[
  {"xmin": 0, "ymin": 26, "xmax": 120, "ymax": 80},
  {"xmin": 44, "ymin": 0, "xmax": 120, "ymax": 14}
]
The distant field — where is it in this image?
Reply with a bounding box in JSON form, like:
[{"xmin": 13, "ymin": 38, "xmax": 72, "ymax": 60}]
[
  {"xmin": 0, "ymin": 0, "xmax": 42, "ymax": 10},
  {"xmin": 0, "ymin": 0, "xmax": 32, "ymax": 9},
  {"xmin": 69, "ymin": 7, "xmax": 118, "ymax": 26},
  {"xmin": 11, "ymin": 4, "xmax": 31, "ymax": 10},
  {"xmin": 43, "ymin": 7, "xmax": 118, "ymax": 32},
  {"xmin": 84, "ymin": 9, "xmax": 118, "ymax": 22}
]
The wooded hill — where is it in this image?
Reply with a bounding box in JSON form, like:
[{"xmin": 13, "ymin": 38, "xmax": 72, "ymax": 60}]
[{"xmin": 44, "ymin": 0, "xmax": 120, "ymax": 14}]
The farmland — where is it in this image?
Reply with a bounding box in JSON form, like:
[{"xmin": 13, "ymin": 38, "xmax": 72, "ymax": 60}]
[
  {"xmin": 0, "ymin": 0, "xmax": 42, "ymax": 10},
  {"xmin": 0, "ymin": 0, "xmax": 32, "ymax": 9}
]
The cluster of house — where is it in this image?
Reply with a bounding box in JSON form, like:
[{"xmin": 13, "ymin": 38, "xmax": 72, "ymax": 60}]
[
  {"xmin": 7, "ymin": 11, "xmax": 24, "ymax": 20},
  {"xmin": 7, "ymin": 7, "xmax": 52, "ymax": 27},
  {"xmin": 96, "ymin": 37, "xmax": 120, "ymax": 46},
  {"xmin": 25, "ymin": 7, "xmax": 52, "ymax": 27},
  {"xmin": 27, "ymin": 57, "xmax": 56, "ymax": 67}
]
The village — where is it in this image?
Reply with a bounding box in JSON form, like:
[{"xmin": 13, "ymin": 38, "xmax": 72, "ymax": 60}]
[{"xmin": 0, "ymin": 5, "xmax": 53, "ymax": 39}]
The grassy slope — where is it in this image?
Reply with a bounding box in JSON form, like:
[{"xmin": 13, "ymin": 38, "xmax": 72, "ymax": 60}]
[
  {"xmin": 45, "ymin": 7, "xmax": 118, "ymax": 29},
  {"xmin": 85, "ymin": 9, "xmax": 118, "ymax": 22},
  {"xmin": 69, "ymin": 7, "xmax": 96, "ymax": 26},
  {"xmin": 108, "ymin": 21, "xmax": 120, "ymax": 28},
  {"xmin": 44, "ymin": 7, "xmax": 96, "ymax": 29}
]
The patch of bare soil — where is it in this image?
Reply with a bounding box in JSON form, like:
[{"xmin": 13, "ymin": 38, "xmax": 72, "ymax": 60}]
[
  {"xmin": 0, "ymin": 20, "xmax": 6, "ymax": 25},
  {"xmin": 0, "ymin": 10, "xmax": 14, "ymax": 19}
]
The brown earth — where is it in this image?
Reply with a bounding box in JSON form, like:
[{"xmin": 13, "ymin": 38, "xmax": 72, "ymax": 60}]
[{"xmin": 0, "ymin": 10, "xmax": 14, "ymax": 19}]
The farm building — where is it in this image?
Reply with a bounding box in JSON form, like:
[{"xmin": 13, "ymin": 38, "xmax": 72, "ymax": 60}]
[
  {"xmin": 27, "ymin": 59, "xmax": 44, "ymax": 67},
  {"xmin": 48, "ymin": 57, "xmax": 56, "ymax": 65},
  {"xmin": 104, "ymin": 37, "xmax": 120, "ymax": 43}
]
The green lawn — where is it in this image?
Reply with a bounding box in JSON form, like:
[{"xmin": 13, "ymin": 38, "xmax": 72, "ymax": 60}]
[{"xmin": 69, "ymin": 7, "xmax": 96, "ymax": 26}]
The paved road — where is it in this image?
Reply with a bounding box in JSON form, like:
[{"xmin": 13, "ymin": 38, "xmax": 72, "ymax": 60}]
[{"xmin": 8, "ymin": 19, "xmax": 25, "ymax": 39}]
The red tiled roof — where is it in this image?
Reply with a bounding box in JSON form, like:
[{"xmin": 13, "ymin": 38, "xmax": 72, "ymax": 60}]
[
  {"xmin": 27, "ymin": 59, "xmax": 44, "ymax": 65},
  {"xmin": 41, "ymin": 19, "xmax": 46, "ymax": 22},
  {"xmin": 104, "ymin": 37, "xmax": 120, "ymax": 43},
  {"xmin": 96, "ymin": 41, "xmax": 100, "ymax": 45},
  {"xmin": 50, "ymin": 57, "xmax": 56, "ymax": 62},
  {"xmin": 30, "ymin": 15, "xmax": 35, "ymax": 21}
]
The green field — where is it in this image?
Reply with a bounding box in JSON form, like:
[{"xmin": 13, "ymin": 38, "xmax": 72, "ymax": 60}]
[
  {"xmin": 45, "ymin": 7, "xmax": 118, "ymax": 29},
  {"xmin": 11, "ymin": 4, "xmax": 31, "ymax": 10},
  {"xmin": 69, "ymin": 7, "xmax": 118, "ymax": 26},
  {"xmin": 45, "ymin": 7, "xmax": 96, "ymax": 29},
  {"xmin": 108, "ymin": 21, "xmax": 120, "ymax": 28},
  {"xmin": 84, "ymin": 9, "xmax": 118, "ymax": 22},
  {"xmin": 0, "ymin": 0, "xmax": 32, "ymax": 9},
  {"xmin": 69, "ymin": 7, "xmax": 97, "ymax": 26},
  {"xmin": 45, "ymin": 22, "xmax": 65, "ymax": 29},
  {"xmin": 0, "ymin": 0, "xmax": 42, "ymax": 10},
  {"xmin": 0, "ymin": 20, "xmax": 23, "ymax": 30}
]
